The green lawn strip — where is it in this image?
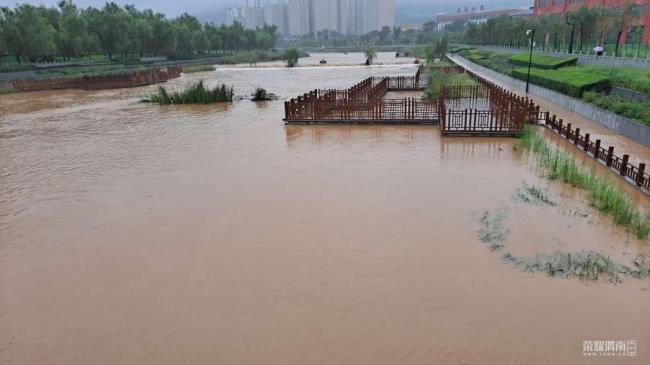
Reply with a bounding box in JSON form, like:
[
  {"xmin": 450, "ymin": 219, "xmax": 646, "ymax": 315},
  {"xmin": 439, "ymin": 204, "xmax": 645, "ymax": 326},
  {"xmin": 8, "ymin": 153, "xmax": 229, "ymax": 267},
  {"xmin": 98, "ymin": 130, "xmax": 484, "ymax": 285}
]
[
  {"xmin": 181, "ymin": 65, "xmax": 216, "ymax": 73},
  {"xmin": 508, "ymin": 52, "xmax": 577, "ymax": 69},
  {"xmin": 511, "ymin": 67, "xmax": 610, "ymax": 97}
]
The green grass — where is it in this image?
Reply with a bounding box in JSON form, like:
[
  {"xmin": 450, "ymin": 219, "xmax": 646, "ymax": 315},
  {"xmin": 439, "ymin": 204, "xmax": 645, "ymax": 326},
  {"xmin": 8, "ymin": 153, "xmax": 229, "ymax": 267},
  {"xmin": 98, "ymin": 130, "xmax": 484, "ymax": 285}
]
[
  {"xmin": 583, "ymin": 91, "xmax": 650, "ymax": 126},
  {"xmin": 508, "ymin": 52, "xmax": 577, "ymax": 69},
  {"xmin": 517, "ymin": 126, "xmax": 650, "ymax": 239},
  {"xmin": 459, "ymin": 49, "xmax": 516, "ymax": 75},
  {"xmin": 511, "ymin": 67, "xmax": 610, "ymax": 97},
  {"xmin": 35, "ymin": 65, "xmax": 145, "ymax": 79},
  {"xmin": 142, "ymin": 80, "xmax": 234, "ymax": 105},
  {"xmin": 181, "ymin": 65, "xmax": 216, "ymax": 73},
  {"xmin": 0, "ymin": 63, "xmax": 34, "ymax": 73},
  {"xmin": 580, "ymin": 65, "xmax": 650, "ymax": 96},
  {"xmin": 423, "ymin": 69, "xmax": 478, "ymax": 99}
]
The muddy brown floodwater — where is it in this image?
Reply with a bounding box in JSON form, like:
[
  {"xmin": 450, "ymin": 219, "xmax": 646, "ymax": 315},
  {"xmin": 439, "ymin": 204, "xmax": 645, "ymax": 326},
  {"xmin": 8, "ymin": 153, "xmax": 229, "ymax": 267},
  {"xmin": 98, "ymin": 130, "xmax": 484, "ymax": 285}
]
[{"xmin": 1, "ymin": 53, "xmax": 649, "ymax": 365}]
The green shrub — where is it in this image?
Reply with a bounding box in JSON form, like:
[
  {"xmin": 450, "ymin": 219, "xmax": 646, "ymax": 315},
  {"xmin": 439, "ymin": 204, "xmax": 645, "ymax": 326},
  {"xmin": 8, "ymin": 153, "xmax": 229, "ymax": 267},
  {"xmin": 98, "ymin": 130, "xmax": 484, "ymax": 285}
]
[
  {"xmin": 508, "ymin": 52, "xmax": 577, "ymax": 69},
  {"xmin": 583, "ymin": 92, "xmax": 650, "ymax": 127},
  {"xmin": 181, "ymin": 65, "xmax": 216, "ymax": 73},
  {"xmin": 251, "ymin": 87, "xmax": 277, "ymax": 101},
  {"xmin": 142, "ymin": 80, "xmax": 234, "ymax": 105},
  {"xmin": 512, "ymin": 67, "xmax": 610, "ymax": 97}
]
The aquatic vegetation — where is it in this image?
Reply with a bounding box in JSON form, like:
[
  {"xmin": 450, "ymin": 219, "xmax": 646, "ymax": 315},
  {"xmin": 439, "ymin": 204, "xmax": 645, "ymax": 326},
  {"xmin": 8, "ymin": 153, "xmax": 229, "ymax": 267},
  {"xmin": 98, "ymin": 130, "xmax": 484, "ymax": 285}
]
[
  {"xmin": 251, "ymin": 87, "xmax": 277, "ymax": 101},
  {"xmin": 512, "ymin": 181, "xmax": 556, "ymax": 206},
  {"xmin": 502, "ymin": 251, "xmax": 650, "ymax": 283},
  {"xmin": 142, "ymin": 80, "xmax": 234, "ymax": 105},
  {"xmin": 477, "ymin": 210, "xmax": 508, "ymax": 251},
  {"xmin": 476, "ymin": 209, "xmax": 650, "ymax": 282},
  {"xmin": 517, "ymin": 126, "xmax": 650, "ymax": 240},
  {"xmin": 181, "ymin": 65, "xmax": 216, "ymax": 73},
  {"xmin": 423, "ymin": 71, "xmax": 477, "ymax": 99}
]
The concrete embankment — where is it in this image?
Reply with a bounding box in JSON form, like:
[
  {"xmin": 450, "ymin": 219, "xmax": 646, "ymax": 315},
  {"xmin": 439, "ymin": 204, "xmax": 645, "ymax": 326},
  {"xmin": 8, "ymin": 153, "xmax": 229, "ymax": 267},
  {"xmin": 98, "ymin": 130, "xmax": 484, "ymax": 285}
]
[{"xmin": 1, "ymin": 66, "xmax": 182, "ymax": 93}]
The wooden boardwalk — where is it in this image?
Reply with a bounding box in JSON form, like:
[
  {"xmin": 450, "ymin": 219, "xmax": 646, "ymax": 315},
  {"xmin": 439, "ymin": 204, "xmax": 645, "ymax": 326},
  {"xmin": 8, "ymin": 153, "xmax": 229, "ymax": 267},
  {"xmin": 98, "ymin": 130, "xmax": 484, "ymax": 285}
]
[{"xmin": 284, "ymin": 64, "xmax": 535, "ymax": 136}]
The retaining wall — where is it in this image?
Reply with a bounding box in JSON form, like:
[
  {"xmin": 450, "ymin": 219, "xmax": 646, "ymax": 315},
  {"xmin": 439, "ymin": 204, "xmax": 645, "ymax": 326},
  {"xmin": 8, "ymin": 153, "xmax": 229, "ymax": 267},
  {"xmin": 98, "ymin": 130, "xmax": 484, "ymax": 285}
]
[{"xmin": 9, "ymin": 66, "xmax": 182, "ymax": 93}]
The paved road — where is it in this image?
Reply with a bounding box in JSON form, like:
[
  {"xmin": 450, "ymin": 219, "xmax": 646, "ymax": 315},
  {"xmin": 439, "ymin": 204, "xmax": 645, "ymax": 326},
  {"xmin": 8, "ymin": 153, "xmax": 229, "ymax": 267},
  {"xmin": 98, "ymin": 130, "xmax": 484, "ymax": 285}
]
[{"xmin": 448, "ymin": 53, "xmax": 650, "ymax": 167}]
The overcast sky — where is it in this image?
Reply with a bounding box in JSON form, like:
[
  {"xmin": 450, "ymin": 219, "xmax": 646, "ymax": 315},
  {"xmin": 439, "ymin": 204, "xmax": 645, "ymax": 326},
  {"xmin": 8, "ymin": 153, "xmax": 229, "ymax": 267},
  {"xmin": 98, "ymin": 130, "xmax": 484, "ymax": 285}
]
[{"xmin": 0, "ymin": 0, "xmax": 532, "ymax": 23}]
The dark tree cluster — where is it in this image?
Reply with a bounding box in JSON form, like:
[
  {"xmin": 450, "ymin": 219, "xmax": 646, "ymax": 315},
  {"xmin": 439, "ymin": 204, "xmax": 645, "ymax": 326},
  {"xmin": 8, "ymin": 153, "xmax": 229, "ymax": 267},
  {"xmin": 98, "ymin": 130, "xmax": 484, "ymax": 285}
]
[
  {"xmin": 463, "ymin": 3, "xmax": 645, "ymax": 55},
  {"xmin": 0, "ymin": 1, "xmax": 278, "ymax": 63}
]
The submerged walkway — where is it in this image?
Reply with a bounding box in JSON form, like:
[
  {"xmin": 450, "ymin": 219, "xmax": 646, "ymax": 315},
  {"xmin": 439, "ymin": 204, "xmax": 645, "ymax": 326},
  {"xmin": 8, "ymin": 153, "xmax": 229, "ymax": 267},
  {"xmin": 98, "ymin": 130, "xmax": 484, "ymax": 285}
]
[{"xmin": 448, "ymin": 54, "xmax": 650, "ymax": 166}]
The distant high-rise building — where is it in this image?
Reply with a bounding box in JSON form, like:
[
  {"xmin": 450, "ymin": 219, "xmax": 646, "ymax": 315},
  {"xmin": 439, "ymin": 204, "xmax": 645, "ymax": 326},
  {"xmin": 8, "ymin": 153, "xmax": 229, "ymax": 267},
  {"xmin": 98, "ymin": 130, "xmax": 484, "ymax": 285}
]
[
  {"xmin": 287, "ymin": 0, "xmax": 310, "ymax": 36},
  {"xmin": 309, "ymin": 0, "xmax": 349, "ymax": 34},
  {"xmin": 264, "ymin": 3, "xmax": 289, "ymax": 35},
  {"xmin": 348, "ymin": 0, "xmax": 394, "ymax": 35},
  {"xmin": 225, "ymin": 7, "xmax": 244, "ymax": 25},
  {"xmin": 231, "ymin": 0, "xmax": 392, "ymax": 37}
]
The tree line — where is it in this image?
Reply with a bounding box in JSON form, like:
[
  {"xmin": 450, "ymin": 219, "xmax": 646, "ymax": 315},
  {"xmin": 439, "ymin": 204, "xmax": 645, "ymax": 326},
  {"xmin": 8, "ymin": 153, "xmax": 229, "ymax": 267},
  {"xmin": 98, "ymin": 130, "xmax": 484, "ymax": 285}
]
[
  {"xmin": 463, "ymin": 3, "xmax": 645, "ymax": 56},
  {"xmin": 0, "ymin": 1, "xmax": 279, "ymax": 63}
]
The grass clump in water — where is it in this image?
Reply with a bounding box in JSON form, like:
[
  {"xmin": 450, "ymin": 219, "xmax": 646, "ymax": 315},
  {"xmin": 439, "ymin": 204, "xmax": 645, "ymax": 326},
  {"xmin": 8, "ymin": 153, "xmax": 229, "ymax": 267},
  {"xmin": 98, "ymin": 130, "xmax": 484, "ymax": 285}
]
[
  {"xmin": 512, "ymin": 182, "xmax": 556, "ymax": 206},
  {"xmin": 142, "ymin": 80, "xmax": 234, "ymax": 105},
  {"xmin": 251, "ymin": 87, "xmax": 277, "ymax": 101},
  {"xmin": 502, "ymin": 251, "xmax": 650, "ymax": 283},
  {"xmin": 477, "ymin": 210, "xmax": 508, "ymax": 251},
  {"xmin": 516, "ymin": 126, "xmax": 650, "ymax": 240},
  {"xmin": 181, "ymin": 65, "xmax": 216, "ymax": 73}
]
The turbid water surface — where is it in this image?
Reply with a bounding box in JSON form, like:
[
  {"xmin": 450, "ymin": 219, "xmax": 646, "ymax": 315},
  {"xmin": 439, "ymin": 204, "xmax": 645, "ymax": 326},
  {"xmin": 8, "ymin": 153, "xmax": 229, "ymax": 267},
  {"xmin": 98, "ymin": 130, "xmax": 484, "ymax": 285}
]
[{"xmin": 1, "ymin": 53, "xmax": 649, "ymax": 364}]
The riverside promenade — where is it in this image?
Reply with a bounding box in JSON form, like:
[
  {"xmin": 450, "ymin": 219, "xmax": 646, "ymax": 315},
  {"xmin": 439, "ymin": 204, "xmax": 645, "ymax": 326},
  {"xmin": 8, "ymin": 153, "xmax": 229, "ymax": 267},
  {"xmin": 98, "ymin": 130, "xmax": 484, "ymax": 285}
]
[{"xmin": 448, "ymin": 53, "xmax": 650, "ymax": 167}]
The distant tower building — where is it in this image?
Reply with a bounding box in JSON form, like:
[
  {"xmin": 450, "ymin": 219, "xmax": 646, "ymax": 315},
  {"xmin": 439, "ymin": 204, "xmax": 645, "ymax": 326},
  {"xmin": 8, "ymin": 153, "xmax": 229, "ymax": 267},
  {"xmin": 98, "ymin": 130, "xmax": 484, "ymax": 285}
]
[
  {"xmin": 265, "ymin": 2, "xmax": 289, "ymax": 35},
  {"xmin": 288, "ymin": 0, "xmax": 310, "ymax": 36},
  {"xmin": 310, "ymin": 0, "xmax": 344, "ymax": 34},
  {"xmin": 348, "ymin": 0, "xmax": 394, "ymax": 35},
  {"xmin": 254, "ymin": 0, "xmax": 266, "ymax": 28},
  {"xmin": 226, "ymin": 7, "xmax": 244, "ymax": 25}
]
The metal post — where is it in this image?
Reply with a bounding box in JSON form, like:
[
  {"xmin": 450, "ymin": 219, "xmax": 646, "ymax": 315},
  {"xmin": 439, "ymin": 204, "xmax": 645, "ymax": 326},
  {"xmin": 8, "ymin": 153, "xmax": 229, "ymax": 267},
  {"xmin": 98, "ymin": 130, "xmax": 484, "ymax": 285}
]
[
  {"xmin": 526, "ymin": 29, "xmax": 535, "ymax": 94},
  {"xmin": 635, "ymin": 163, "xmax": 646, "ymax": 186}
]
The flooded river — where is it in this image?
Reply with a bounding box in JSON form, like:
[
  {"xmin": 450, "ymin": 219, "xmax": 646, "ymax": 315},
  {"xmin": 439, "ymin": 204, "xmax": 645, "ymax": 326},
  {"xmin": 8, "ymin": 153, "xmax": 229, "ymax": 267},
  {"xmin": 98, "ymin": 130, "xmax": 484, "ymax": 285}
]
[{"xmin": 1, "ymin": 53, "xmax": 649, "ymax": 364}]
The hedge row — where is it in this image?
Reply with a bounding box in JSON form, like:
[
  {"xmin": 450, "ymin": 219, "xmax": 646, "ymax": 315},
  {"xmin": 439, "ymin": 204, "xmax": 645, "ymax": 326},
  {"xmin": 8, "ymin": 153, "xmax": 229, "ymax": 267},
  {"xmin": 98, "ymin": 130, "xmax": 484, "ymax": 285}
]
[
  {"xmin": 508, "ymin": 52, "xmax": 577, "ymax": 69},
  {"xmin": 511, "ymin": 67, "xmax": 610, "ymax": 97}
]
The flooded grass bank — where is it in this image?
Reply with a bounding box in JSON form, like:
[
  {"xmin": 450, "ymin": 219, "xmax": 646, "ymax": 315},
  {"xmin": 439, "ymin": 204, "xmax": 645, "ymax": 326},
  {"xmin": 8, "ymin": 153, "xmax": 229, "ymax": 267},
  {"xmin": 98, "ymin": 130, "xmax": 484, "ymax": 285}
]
[{"xmin": 517, "ymin": 126, "xmax": 650, "ymax": 239}]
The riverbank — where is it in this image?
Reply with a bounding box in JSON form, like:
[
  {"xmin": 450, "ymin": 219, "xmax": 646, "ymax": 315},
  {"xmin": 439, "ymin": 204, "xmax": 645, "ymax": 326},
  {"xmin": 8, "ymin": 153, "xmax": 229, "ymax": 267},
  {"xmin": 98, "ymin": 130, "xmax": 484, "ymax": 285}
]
[{"xmin": 449, "ymin": 53, "xmax": 650, "ymax": 165}]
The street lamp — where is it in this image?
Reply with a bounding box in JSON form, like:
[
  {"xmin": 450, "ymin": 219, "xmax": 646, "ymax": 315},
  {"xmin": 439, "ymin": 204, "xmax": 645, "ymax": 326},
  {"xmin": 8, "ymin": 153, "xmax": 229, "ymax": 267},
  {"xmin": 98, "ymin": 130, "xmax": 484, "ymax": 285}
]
[{"xmin": 525, "ymin": 28, "xmax": 535, "ymax": 94}]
